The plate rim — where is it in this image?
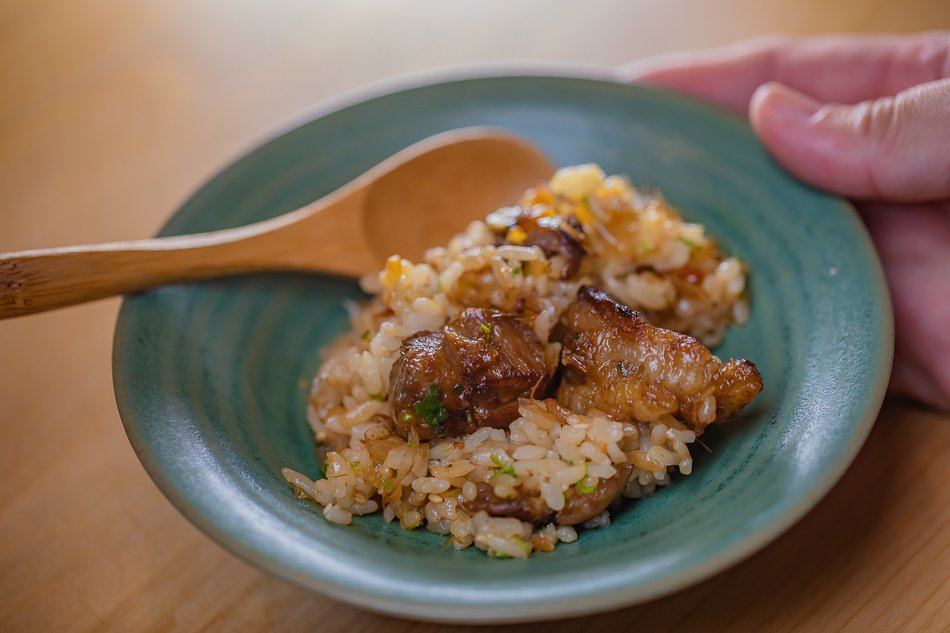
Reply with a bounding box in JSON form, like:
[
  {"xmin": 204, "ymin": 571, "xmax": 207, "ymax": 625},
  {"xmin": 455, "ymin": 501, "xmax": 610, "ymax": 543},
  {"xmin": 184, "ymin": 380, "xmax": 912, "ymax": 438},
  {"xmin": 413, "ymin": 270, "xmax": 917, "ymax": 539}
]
[{"xmin": 113, "ymin": 66, "xmax": 894, "ymax": 624}]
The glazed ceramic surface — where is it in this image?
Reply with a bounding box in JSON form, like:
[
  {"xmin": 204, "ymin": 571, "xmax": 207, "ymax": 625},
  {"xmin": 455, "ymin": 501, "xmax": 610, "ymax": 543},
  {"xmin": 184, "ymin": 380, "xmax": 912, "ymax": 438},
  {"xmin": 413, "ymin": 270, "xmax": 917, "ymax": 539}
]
[{"xmin": 113, "ymin": 75, "xmax": 892, "ymax": 623}]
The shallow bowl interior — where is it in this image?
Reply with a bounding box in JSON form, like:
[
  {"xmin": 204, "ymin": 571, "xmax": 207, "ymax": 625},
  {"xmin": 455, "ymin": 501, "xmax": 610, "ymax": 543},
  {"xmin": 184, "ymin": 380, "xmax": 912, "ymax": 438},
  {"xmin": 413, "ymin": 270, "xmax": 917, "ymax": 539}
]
[{"xmin": 113, "ymin": 75, "xmax": 892, "ymax": 623}]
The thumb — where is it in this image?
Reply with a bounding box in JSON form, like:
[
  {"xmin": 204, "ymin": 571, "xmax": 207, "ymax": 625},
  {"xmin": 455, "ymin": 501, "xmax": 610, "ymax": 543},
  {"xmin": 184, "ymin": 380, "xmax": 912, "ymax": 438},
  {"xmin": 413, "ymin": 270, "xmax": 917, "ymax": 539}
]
[{"xmin": 749, "ymin": 79, "xmax": 950, "ymax": 202}]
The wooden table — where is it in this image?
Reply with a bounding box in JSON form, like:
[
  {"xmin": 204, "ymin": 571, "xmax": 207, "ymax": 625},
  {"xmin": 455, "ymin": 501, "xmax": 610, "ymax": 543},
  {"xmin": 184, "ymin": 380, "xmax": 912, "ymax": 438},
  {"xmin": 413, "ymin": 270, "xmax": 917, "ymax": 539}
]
[{"xmin": 2, "ymin": 2, "xmax": 949, "ymax": 631}]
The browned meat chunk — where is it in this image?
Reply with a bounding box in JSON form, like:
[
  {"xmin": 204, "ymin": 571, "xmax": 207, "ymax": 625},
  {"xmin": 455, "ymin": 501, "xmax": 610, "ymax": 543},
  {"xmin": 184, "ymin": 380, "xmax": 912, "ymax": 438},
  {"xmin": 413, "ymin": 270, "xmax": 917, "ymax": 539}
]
[
  {"xmin": 485, "ymin": 205, "xmax": 586, "ymax": 279},
  {"xmin": 462, "ymin": 483, "xmax": 553, "ymax": 523},
  {"xmin": 714, "ymin": 359, "xmax": 765, "ymax": 421},
  {"xmin": 389, "ymin": 308, "xmax": 555, "ymax": 440},
  {"xmin": 461, "ymin": 463, "xmax": 634, "ymax": 526},
  {"xmin": 555, "ymin": 286, "xmax": 762, "ymax": 433},
  {"xmin": 556, "ymin": 463, "xmax": 634, "ymax": 526},
  {"xmin": 523, "ymin": 215, "xmax": 586, "ymax": 279}
]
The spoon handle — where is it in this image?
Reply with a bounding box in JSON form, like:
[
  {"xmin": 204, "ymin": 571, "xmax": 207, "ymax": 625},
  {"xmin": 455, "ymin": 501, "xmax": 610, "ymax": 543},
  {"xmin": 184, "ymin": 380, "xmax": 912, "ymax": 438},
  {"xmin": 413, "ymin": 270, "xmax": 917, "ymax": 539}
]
[
  {"xmin": 0, "ymin": 199, "xmax": 371, "ymax": 320},
  {"xmin": 0, "ymin": 243, "xmax": 233, "ymax": 320}
]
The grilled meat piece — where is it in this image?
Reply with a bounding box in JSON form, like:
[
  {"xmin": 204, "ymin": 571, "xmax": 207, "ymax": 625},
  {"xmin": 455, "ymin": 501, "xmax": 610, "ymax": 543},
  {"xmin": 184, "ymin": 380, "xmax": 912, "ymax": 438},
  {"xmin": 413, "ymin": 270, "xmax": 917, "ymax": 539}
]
[
  {"xmin": 522, "ymin": 215, "xmax": 586, "ymax": 279},
  {"xmin": 556, "ymin": 463, "xmax": 634, "ymax": 526},
  {"xmin": 463, "ymin": 483, "xmax": 553, "ymax": 523},
  {"xmin": 485, "ymin": 205, "xmax": 586, "ymax": 279},
  {"xmin": 462, "ymin": 463, "xmax": 634, "ymax": 526},
  {"xmin": 389, "ymin": 308, "xmax": 554, "ymax": 440},
  {"xmin": 555, "ymin": 286, "xmax": 762, "ymax": 433}
]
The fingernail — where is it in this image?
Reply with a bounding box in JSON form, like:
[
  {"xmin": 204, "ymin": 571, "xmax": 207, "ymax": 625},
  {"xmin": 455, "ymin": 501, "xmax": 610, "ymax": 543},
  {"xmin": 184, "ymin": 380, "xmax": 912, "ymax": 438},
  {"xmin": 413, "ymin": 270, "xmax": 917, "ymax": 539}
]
[{"xmin": 752, "ymin": 82, "xmax": 822, "ymax": 123}]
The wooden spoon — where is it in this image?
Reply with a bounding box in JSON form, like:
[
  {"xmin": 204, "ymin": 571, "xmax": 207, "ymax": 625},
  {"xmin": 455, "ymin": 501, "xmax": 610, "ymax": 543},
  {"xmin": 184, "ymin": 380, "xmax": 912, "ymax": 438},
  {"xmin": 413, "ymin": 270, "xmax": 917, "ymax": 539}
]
[{"xmin": 0, "ymin": 128, "xmax": 555, "ymax": 319}]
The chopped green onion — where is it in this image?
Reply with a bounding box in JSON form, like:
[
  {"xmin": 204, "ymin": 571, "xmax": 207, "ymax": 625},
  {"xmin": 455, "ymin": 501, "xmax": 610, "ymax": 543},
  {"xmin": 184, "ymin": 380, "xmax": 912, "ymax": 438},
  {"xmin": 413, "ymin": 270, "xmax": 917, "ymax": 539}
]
[
  {"xmin": 637, "ymin": 241, "xmax": 656, "ymax": 253},
  {"xmin": 575, "ymin": 461, "xmax": 596, "ymax": 493},
  {"xmin": 480, "ymin": 321, "xmax": 494, "ymax": 342},
  {"xmin": 453, "ymin": 383, "xmax": 463, "ymax": 395},
  {"xmin": 491, "ymin": 454, "xmax": 517, "ymax": 477},
  {"xmin": 370, "ymin": 393, "xmax": 387, "ymax": 402},
  {"xmin": 491, "ymin": 550, "xmax": 511, "ymax": 559},
  {"xmin": 361, "ymin": 329, "xmax": 371, "ymax": 341},
  {"xmin": 399, "ymin": 410, "xmax": 414, "ymax": 423},
  {"xmin": 348, "ymin": 460, "xmax": 360, "ymax": 469},
  {"xmin": 576, "ymin": 479, "xmax": 597, "ymax": 494},
  {"xmin": 677, "ymin": 236, "xmax": 700, "ymax": 249},
  {"xmin": 512, "ymin": 266, "xmax": 522, "ymax": 276},
  {"xmin": 414, "ymin": 385, "xmax": 449, "ymax": 430},
  {"xmin": 616, "ymin": 361, "xmax": 630, "ymax": 377},
  {"xmin": 319, "ymin": 462, "xmax": 328, "ymax": 477},
  {"xmin": 380, "ymin": 478, "xmax": 394, "ymax": 492}
]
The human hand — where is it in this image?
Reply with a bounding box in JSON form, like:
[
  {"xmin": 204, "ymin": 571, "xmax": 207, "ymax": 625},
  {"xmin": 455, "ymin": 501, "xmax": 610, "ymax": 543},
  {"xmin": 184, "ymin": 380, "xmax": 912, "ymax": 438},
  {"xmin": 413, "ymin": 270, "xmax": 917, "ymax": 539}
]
[{"xmin": 623, "ymin": 32, "xmax": 950, "ymax": 411}]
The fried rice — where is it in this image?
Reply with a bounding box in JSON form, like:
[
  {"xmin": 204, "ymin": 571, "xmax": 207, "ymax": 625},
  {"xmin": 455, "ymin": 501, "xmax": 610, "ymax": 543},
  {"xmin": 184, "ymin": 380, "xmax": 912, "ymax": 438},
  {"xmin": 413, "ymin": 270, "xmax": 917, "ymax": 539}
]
[{"xmin": 283, "ymin": 164, "xmax": 750, "ymax": 558}]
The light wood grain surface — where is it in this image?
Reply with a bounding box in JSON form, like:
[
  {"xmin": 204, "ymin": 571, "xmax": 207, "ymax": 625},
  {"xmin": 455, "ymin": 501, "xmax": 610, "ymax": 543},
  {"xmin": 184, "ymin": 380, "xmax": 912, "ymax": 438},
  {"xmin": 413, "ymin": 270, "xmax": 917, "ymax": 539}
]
[{"xmin": 2, "ymin": 2, "xmax": 949, "ymax": 631}]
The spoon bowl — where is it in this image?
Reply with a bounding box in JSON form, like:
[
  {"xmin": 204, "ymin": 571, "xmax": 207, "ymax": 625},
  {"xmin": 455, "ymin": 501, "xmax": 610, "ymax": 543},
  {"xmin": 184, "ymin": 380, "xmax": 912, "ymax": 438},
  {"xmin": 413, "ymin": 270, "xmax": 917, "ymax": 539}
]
[{"xmin": 0, "ymin": 128, "xmax": 554, "ymax": 319}]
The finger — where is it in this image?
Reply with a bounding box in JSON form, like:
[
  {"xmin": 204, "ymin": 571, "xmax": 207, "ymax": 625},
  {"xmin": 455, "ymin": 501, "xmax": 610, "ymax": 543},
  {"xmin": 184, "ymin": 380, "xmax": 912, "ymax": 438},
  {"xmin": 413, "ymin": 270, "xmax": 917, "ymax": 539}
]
[
  {"xmin": 860, "ymin": 201, "xmax": 950, "ymax": 411},
  {"xmin": 749, "ymin": 79, "xmax": 950, "ymax": 201},
  {"xmin": 622, "ymin": 32, "xmax": 950, "ymax": 115}
]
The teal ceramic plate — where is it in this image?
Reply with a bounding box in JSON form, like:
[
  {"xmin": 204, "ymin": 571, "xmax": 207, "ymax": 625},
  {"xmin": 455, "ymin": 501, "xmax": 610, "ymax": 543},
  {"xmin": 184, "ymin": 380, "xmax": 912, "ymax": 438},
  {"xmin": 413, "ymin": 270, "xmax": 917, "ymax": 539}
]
[{"xmin": 113, "ymin": 74, "xmax": 892, "ymax": 623}]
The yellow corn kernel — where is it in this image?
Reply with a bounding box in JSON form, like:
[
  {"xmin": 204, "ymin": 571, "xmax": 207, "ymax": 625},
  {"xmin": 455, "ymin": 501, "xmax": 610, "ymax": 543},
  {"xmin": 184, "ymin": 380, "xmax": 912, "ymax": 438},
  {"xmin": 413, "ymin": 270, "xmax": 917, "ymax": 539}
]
[
  {"xmin": 506, "ymin": 226, "xmax": 527, "ymax": 245},
  {"xmin": 572, "ymin": 200, "xmax": 594, "ymax": 224},
  {"xmin": 381, "ymin": 255, "xmax": 403, "ymax": 288}
]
